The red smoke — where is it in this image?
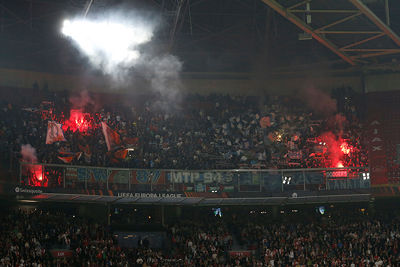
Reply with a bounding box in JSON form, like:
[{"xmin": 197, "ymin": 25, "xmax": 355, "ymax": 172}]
[
  {"xmin": 28, "ymin": 165, "xmax": 48, "ymax": 187},
  {"xmin": 319, "ymin": 133, "xmax": 354, "ymax": 168},
  {"xmin": 62, "ymin": 109, "xmax": 97, "ymax": 135}
]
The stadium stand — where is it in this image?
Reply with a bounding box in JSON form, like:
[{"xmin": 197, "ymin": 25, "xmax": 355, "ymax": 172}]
[
  {"xmin": 0, "ymin": 204, "xmax": 399, "ymax": 266},
  {"xmin": 0, "ymin": 88, "xmax": 368, "ymax": 171}
]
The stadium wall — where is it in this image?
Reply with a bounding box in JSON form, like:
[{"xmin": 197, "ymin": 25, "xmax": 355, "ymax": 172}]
[
  {"xmin": 365, "ymin": 73, "xmax": 400, "ymax": 93},
  {"xmin": 1, "ymin": 67, "xmax": 400, "ymax": 95},
  {"xmin": 0, "ymin": 67, "xmax": 365, "ymax": 95}
]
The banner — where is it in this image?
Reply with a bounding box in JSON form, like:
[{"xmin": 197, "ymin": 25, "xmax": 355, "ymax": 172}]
[
  {"xmin": 328, "ymin": 178, "xmax": 370, "ymax": 190},
  {"xmin": 229, "ymin": 251, "xmax": 252, "ymax": 257},
  {"xmin": 46, "ymin": 121, "xmax": 66, "ymax": 144},
  {"xmin": 50, "ymin": 250, "xmax": 73, "ymax": 258},
  {"xmin": 108, "ymin": 170, "xmax": 129, "ymax": 185},
  {"xmin": 131, "ymin": 170, "xmax": 165, "ymax": 184},
  {"xmin": 261, "ymin": 172, "xmax": 282, "ymax": 192},
  {"xmin": 77, "ymin": 168, "xmax": 107, "ymax": 183},
  {"xmin": 326, "ymin": 170, "xmax": 348, "ymax": 178},
  {"xmin": 368, "ymin": 119, "xmax": 388, "ymax": 185},
  {"xmin": 167, "ymin": 171, "xmax": 233, "ymax": 184},
  {"xmin": 117, "ymin": 192, "xmax": 183, "ymax": 198},
  {"xmin": 65, "ymin": 167, "xmax": 77, "ymax": 180},
  {"xmin": 101, "ymin": 122, "xmax": 121, "ymax": 151},
  {"xmin": 280, "ymin": 172, "xmax": 324, "ymax": 186}
]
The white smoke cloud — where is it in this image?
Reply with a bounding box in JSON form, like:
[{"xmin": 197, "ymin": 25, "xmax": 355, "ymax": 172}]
[
  {"xmin": 142, "ymin": 54, "xmax": 183, "ymax": 99},
  {"xmin": 21, "ymin": 144, "xmax": 38, "ymax": 163},
  {"xmin": 62, "ymin": 14, "xmax": 154, "ymax": 75},
  {"xmin": 62, "ymin": 10, "xmax": 183, "ymax": 102}
]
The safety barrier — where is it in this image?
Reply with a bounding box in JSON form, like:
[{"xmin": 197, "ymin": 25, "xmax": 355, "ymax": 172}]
[{"xmin": 20, "ymin": 162, "xmax": 370, "ymax": 193}]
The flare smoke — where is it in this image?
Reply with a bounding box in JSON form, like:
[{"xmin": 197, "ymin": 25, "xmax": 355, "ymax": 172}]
[
  {"xmin": 61, "ymin": 10, "xmax": 183, "ymax": 99},
  {"xmin": 21, "ymin": 144, "xmax": 38, "ymax": 164}
]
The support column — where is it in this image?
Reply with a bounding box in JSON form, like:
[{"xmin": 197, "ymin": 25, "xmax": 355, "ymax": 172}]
[
  {"xmin": 161, "ymin": 205, "xmax": 165, "ymax": 227},
  {"xmin": 385, "ymin": 0, "xmax": 390, "ymax": 26}
]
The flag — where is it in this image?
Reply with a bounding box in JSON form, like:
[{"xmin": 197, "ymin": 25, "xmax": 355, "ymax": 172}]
[
  {"xmin": 78, "ymin": 144, "xmax": 90, "ymax": 154},
  {"xmin": 114, "ymin": 149, "xmax": 128, "ymax": 160},
  {"xmin": 58, "ymin": 152, "xmax": 82, "ymax": 163},
  {"xmin": 123, "ymin": 137, "xmax": 139, "ymax": 147},
  {"xmin": 58, "ymin": 155, "xmax": 74, "ymax": 163},
  {"xmin": 46, "ymin": 121, "xmax": 66, "ymax": 144},
  {"xmin": 260, "ymin": 116, "xmax": 271, "ymax": 128},
  {"xmin": 101, "ymin": 122, "xmax": 121, "ymax": 151}
]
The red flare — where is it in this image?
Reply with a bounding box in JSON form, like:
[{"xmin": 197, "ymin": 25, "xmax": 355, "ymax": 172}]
[{"xmin": 62, "ymin": 109, "xmax": 97, "ymax": 135}]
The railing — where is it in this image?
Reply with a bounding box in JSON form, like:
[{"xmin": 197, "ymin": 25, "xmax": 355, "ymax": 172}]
[{"xmin": 19, "ymin": 162, "xmax": 370, "ymax": 193}]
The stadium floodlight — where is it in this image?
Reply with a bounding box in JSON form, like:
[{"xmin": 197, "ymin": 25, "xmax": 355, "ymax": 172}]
[{"xmin": 61, "ymin": 18, "xmax": 153, "ymax": 72}]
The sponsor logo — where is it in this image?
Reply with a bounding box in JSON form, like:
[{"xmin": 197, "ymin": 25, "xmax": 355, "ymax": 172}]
[
  {"xmin": 117, "ymin": 192, "xmax": 183, "ymax": 198},
  {"xmin": 14, "ymin": 187, "xmax": 43, "ymax": 194}
]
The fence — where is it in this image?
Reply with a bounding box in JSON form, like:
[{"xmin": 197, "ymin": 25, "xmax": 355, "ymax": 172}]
[{"xmin": 19, "ymin": 162, "xmax": 370, "ymax": 193}]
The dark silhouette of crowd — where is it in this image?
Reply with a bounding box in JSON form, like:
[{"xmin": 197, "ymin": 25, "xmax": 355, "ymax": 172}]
[
  {"xmin": 0, "ymin": 86, "xmax": 368, "ymax": 171},
  {"xmin": 0, "ymin": 206, "xmax": 399, "ymax": 266}
]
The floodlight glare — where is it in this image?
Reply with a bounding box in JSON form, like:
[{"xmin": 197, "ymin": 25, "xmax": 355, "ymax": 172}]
[{"xmin": 61, "ymin": 17, "xmax": 153, "ymax": 72}]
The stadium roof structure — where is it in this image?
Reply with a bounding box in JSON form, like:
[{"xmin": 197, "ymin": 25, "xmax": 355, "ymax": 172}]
[
  {"xmin": 1, "ymin": 0, "xmax": 400, "ymax": 73},
  {"xmin": 27, "ymin": 192, "xmax": 371, "ymax": 206},
  {"xmin": 261, "ymin": 0, "xmax": 400, "ymax": 65}
]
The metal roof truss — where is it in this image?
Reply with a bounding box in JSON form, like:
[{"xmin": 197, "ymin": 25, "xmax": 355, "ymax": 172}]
[{"xmin": 261, "ymin": 0, "xmax": 400, "ymax": 65}]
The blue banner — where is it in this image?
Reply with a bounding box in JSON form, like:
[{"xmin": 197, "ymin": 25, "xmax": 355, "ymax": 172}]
[
  {"xmin": 77, "ymin": 168, "xmax": 107, "ymax": 182},
  {"xmin": 167, "ymin": 171, "xmax": 234, "ymax": 184}
]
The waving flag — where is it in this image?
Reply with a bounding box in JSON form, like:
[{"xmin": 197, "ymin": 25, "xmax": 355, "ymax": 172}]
[
  {"xmin": 123, "ymin": 136, "xmax": 139, "ymax": 147},
  {"xmin": 46, "ymin": 121, "xmax": 66, "ymax": 144},
  {"xmin": 58, "ymin": 152, "xmax": 82, "ymax": 163},
  {"xmin": 259, "ymin": 116, "xmax": 271, "ymax": 128},
  {"xmin": 101, "ymin": 122, "xmax": 121, "ymax": 151},
  {"xmin": 114, "ymin": 149, "xmax": 128, "ymax": 159}
]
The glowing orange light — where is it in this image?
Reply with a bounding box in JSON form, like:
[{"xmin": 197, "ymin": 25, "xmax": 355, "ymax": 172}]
[
  {"xmin": 28, "ymin": 165, "xmax": 48, "ymax": 187},
  {"xmin": 340, "ymin": 142, "xmax": 350, "ymax": 155},
  {"xmin": 337, "ymin": 161, "xmax": 344, "ymax": 168},
  {"xmin": 62, "ymin": 109, "xmax": 96, "ymax": 135}
]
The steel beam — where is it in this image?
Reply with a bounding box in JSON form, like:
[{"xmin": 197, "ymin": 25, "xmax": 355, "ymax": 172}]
[
  {"xmin": 287, "ymin": 0, "xmax": 309, "ymax": 10},
  {"xmin": 342, "ymin": 48, "xmax": 400, "ymax": 52},
  {"xmin": 318, "ymin": 30, "xmax": 382, "ymax": 34},
  {"xmin": 260, "ymin": 0, "xmax": 356, "ymax": 65},
  {"xmin": 340, "ymin": 33, "xmax": 385, "ymax": 49},
  {"xmin": 316, "ymin": 12, "xmax": 361, "ymax": 32},
  {"xmin": 348, "ymin": 0, "xmax": 400, "ymax": 47},
  {"xmin": 351, "ymin": 50, "xmax": 400, "ymax": 59},
  {"xmin": 289, "ymin": 9, "xmax": 360, "ymax": 13}
]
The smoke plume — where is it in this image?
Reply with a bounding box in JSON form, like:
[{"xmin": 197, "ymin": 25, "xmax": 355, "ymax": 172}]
[
  {"xmin": 326, "ymin": 113, "xmax": 348, "ymax": 137},
  {"xmin": 300, "ymin": 87, "xmax": 337, "ymax": 116},
  {"xmin": 320, "ymin": 132, "xmax": 342, "ymax": 168},
  {"xmin": 62, "ymin": 9, "xmax": 183, "ymax": 104},
  {"xmin": 21, "ymin": 144, "xmax": 38, "ymax": 163},
  {"xmin": 69, "ymin": 90, "xmax": 94, "ymax": 110},
  {"xmin": 141, "ymin": 54, "xmax": 183, "ymax": 100}
]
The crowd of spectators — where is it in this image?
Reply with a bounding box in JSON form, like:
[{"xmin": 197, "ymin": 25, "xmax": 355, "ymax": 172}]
[
  {"xmin": 236, "ymin": 215, "xmax": 400, "ymax": 266},
  {"xmin": 169, "ymin": 220, "xmax": 233, "ymax": 266},
  {"xmin": 0, "ymin": 207, "xmax": 399, "ymax": 266},
  {"xmin": 0, "ymin": 86, "xmax": 368, "ymax": 171}
]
